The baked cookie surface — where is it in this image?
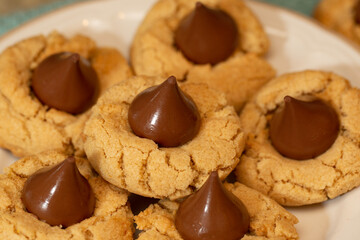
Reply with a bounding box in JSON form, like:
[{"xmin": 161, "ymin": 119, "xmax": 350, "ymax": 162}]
[
  {"xmin": 0, "ymin": 31, "xmax": 132, "ymax": 157},
  {"xmin": 83, "ymin": 75, "xmax": 245, "ymax": 199},
  {"xmin": 236, "ymin": 70, "xmax": 360, "ymax": 206},
  {"xmin": 131, "ymin": 0, "xmax": 274, "ymax": 111},
  {"xmin": 314, "ymin": 0, "xmax": 360, "ymax": 46},
  {"xmin": 134, "ymin": 182, "xmax": 298, "ymax": 240},
  {"xmin": 0, "ymin": 151, "xmax": 134, "ymax": 240}
]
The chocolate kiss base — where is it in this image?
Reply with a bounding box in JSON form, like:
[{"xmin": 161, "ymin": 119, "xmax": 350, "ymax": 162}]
[
  {"xmin": 269, "ymin": 96, "xmax": 340, "ymax": 160},
  {"xmin": 175, "ymin": 171, "xmax": 249, "ymax": 240},
  {"xmin": 21, "ymin": 157, "xmax": 95, "ymax": 227}
]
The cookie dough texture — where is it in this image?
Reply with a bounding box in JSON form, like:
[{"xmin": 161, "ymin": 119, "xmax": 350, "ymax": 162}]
[
  {"xmin": 237, "ymin": 70, "xmax": 360, "ymax": 206},
  {"xmin": 135, "ymin": 182, "xmax": 298, "ymax": 240},
  {"xmin": 0, "ymin": 31, "xmax": 132, "ymax": 157},
  {"xmin": 314, "ymin": 0, "xmax": 360, "ymax": 46},
  {"xmin": 0, "ymin": 151, "xmax": 134, "ymax": 240},
  {"xmin": 83, "ymin": 75, "xmax": 245, "ymax": 199},
  {"xmin": 131, "ymin": 0, "xmax": 275, "ymax": 111}
]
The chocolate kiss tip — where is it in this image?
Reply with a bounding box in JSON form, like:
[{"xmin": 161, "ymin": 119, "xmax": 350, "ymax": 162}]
[
  {"xmin": 284, "ymin": 95, "xmax": 292, "ymax": 102},
  {"xmin": 210, "ymin": 171, "xmax": 218, "ymax": 178},
  {"xmin": 204, "ymin": 171, "xmax": 219, "ymax": 185},
  {"xmin": 69, "ymin": 53, "xmax": 80, "ymax": 62},
  {"xmin": 166, "ymin": 76, "xmax": 177, "ymax": 84},
  {"xmin": 65, "ymin": 156, "xmax": 76, "ymax": 164},
  {"xmin": 196, "ymin": 2, "xmax": 203, "ymax": 8}
]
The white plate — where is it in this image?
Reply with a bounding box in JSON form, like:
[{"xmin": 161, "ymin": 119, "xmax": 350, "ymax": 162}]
[{"xmin": 1, "ymin": 1, "xmax": 360, "ymax": 239}]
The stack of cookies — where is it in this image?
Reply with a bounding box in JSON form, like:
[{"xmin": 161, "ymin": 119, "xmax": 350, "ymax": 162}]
[{"xmin": 1, "ymin": 0, "xmax": 360, "ymax": 239}]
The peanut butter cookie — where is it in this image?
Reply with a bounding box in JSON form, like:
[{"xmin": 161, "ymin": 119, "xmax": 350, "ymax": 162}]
[
  {"xmin": 131, "ymin": 0, "xmax": 275, "ymax": 111},
  {"xmin": 83, "ymin": 75, "xmax": 245, "ymax": 199},
  {"xmin": 314, "ymin": 0, "xmax": 360, "ymax": 46},
  {"xmin": 0, "ymin": 31, "xmax": 132, "ymax": 157},
  {"xmin": 135, "ymin": 182, "xmax": 298, "ymax": 240},
  {"xmin": 0, "ymin": 151, "xmax": 133, "ymax": 240},
  {"xmin": 237, "ymin": 70, "xmax": 360, "ymax": 206}
]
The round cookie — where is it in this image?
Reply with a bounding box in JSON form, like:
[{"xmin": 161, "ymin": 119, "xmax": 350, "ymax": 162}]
[
  {"xmin": 236, "ymin": 70, "xmax": 360, "ymax": 206},
  {"xmin": 0, "ymin": 151, "xmax": 134, "ymax": 240},
  {"xmin": 0, "ymin": 31, "xmax": 132, "ymax": 157},
  {"xmin": 83, "ymin": 75, "xmax": 245, "ymax": 199},
  {"xmin": 314, "ymin": 0, "xmax": 360, "ymax": 46},
  {"xmin": 134, "ymin": 182, "xmax": 298, "ymax": 240},
  {"xmin": 131, "ymin": 0, "xmax": 275, "ymax": 111}
]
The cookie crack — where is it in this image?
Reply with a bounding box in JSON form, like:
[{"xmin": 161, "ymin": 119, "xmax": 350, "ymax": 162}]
[
  {"xmin": 277, "ymin": 178, "xmax": 325, "ymax": 198},
  {"xmin": 142, "ymin": 149, "xmax": 154, "ymax": 194},
  {"xmin": 231, "ymin": 126, "xmax": 242, "ymax": 142},
  {"xmin": 0, "ymin": 89, "xmax": 12, "ymax": 106},
  {"xmin": 342, "ymin": 132, "xmax": 360, "ymax": 147},
  {"xmin": 3, "ymin": 217, "xmax": 32, "ymax": 240},
  {"xmin": 266, "ymin": 171, "xmax": 275, "ymax": 196},
  {"xmin": 0, "ymin": 91, "xmax": 32, "ymax": 142},
  {"xmin": 2, "ymin": 185, "xmax": 17, "ymax": 211},
  {"xmin": 338, "ymin": 91, "xmax": 360, "ymax": 146},
  {"xmin": 187, "ymin": 153, "xmax": 203, "ymax": 187},
  {"xmin": 321, "ymin": 138, "xmax": 356, "ymax": 193},
  {"xmin": 117, "ymin": 152, "xmax": 126, "ymax": 187},
  {"xmin": 252, "ymin": 154, "xmax": 327, "ymax": 202},
  {"xmin": 121, "ymin": 144, "xmax": 154, "ymax": 194},
  {"xmin": 4, "ymin": 90, "xmax": 72, "ymax": 152},
  {"xmin": 99, "ymin": 120, "xmax": 128, "ymax": 190},
  {"xmin": 8, "ymin": 169, "xmax": 28, "ymax": 179},
  {"xmin": 251, "ymin": 156, "xmax": 273, "ymax": 195},
  {"xmin": 216, "ymin": 118, "xmax": 243, "ymax": 144},
  {"xmin": 208, "ymin": 104, "xmax": 228, "ymax": 117},
  {"xmin": 67, "ymin": 233, "xmax": 75, "ymax": 240},
  {"xmin": 107, "ymin": 205, "xmax": 127, "ymax": 217},
  {"xmin": 218, "ymin": 119, "xmax": 230, "ymax": 139}
]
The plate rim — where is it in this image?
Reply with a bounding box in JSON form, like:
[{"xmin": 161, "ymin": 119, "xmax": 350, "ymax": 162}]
[
  {"xmin": 1, "ymin": 0, "xmax": 360, "ymax": 55},
  {"xmin": 246, "ymin": 0, "xmax": 360, "ymax": 54}
]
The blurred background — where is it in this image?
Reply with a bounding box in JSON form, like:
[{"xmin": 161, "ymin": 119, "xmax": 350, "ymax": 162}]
[
  {"xmin": 0, "ymin": 0, "xmax": 321, "ymax": 36},
  {"xmin": 0, "ymin": 0, "xmax": 60, "ymax": 14}
]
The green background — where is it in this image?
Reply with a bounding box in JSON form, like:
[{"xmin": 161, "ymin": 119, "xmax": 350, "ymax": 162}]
[{"xmin": 0, "ymin": 0, "xmax": 320, "ymax": 36}]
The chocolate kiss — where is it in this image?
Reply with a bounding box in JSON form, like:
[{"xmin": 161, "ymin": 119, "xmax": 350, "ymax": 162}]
[
  {"xmin": 175, "ymin": 171, "xmax": 250, "ymax": 240},
  {"xmin": 128, "ymin": 76, "xmax": 201, "ymax": 147},
  {"xmin": 32, "ymin": 52, "xmax": 99, "ymax": 115},
  {"xmin": 21, "ymin": 157, "xmax": 95, "ymax": 227},
  {"xmin": 269, "ymin": 96, "xmax": 340, "ymax": 160},
  {"xmin": 174, "ymin": 2, "xmax": 238, "ymax": 65},
  {"xmin": 355, "ymin": 0, "xmax": 360, "ymax": 24}
]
